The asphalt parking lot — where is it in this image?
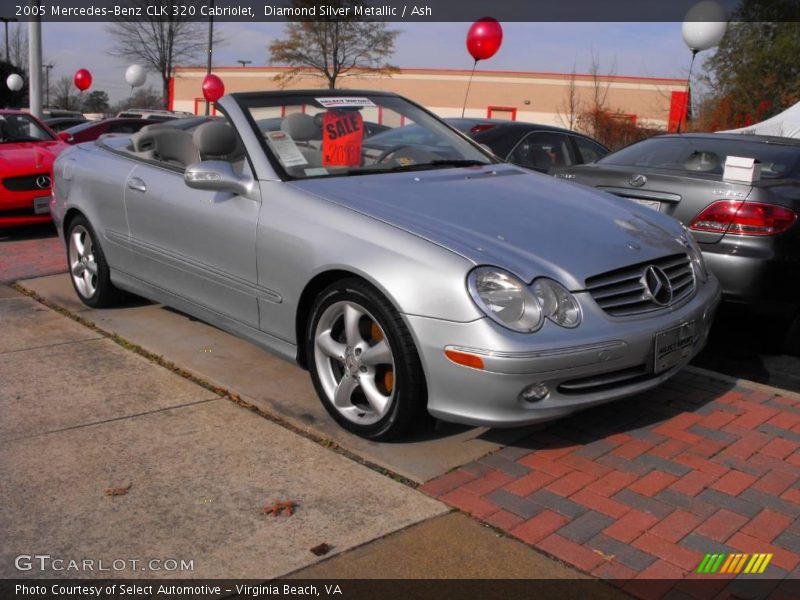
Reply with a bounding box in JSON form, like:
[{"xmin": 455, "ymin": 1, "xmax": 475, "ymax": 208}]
[{"xmin": 2, "ymin": 224, "xmax": 800, "ymax": 597}]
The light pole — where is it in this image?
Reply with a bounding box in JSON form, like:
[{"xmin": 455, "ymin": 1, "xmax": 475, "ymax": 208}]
[
  {"xmin": 1, "ymin": 17, "xmax": 18, "ymax": 63},
  {"xmin": 28, "ymin": 16, "xmax": 42, "ymax": 118},
  {"xmin": 205, "ymin": 0, "xmax": 214, "ymax": 116},
  {"xmin": 237, "ymin": 60, "xmax": 252, "ymax": 68},
  {"xmin": 43, "ymin": 63, "xmax": 53, "ymax": 107}
]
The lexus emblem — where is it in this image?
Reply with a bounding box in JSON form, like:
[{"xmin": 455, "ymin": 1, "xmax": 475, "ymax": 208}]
[
  {"xmin": 35, "ymin": 175, "xmax": 51, "ymax": 189},
  {"xmin": 641, "ymin": 265, "xmax": 673, "ymax": 306},
  {"xmin": 629, "ymin": 174, "xmax": 647, "ymax": 187}
]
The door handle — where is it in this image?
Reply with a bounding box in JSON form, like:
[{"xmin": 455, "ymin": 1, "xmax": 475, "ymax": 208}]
[{"xmin": 127, "ymin": 177, "xmax": 147, "ymax": 193}]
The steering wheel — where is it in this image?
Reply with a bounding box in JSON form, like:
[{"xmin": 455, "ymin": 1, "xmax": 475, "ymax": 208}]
[{"xmin": 374, "ymin": 144, "xmax": 439, "ymax": 165}]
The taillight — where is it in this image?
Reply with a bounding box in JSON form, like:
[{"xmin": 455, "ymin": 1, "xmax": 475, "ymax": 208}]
[{"xmin": 690, "ymin": 200, "xmax": 798, "ymax": 236}]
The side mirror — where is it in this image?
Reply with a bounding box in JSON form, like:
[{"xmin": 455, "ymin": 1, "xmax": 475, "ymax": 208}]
[
  {"xmin": 184, "ymin": 160, "xmax": 253, "ymax": 196},
  {"xmin": 58, "ymin": 131, "xmax": 72, "ymax": 143}
]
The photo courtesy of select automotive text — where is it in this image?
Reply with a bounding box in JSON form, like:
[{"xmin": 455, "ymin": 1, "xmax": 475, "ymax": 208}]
[{"xmin": 1, "ymin": 0, "xmax": 800, "ymax": 598}]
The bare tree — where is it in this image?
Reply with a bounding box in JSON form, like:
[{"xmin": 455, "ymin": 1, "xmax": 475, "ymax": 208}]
[
  {"xmin": 577, "ymin": 51, "xmax": 617, "ymax": 138},
  {"xmin": 50, "ymin": 75, "xmax": 81, "ymax": 110},
  {"xmin": 7, "ymin": 23, "xmax": 28, "ymax": 72},
  {"xmin": 557, "ymin": 65, "xmax": 581, "ymax": 131},
  {"xmin": 268, "ymin": 0, "xmax": 399, "ymax": 89},
  {"xmin": 107, "ymin": 0, "xmax": 219, "ymax": 109}
]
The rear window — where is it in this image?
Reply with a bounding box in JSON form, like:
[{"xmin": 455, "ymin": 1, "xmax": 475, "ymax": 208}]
[
  {"xmin": 63, "ymin": 120, "xmax": 99, "ymax": 135},
  {"xmin": 599, "ymin": 136, "xmax": 800, "ymax": 179}
]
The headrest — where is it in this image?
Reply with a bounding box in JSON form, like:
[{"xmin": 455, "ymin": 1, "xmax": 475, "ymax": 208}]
[
  {"xmin": 193, "ymin": 121, "xmax": 238, "ymax": 157},
  {"xmin": 281, "ymin": 113, "xmax": 320, "ymax": 142}
]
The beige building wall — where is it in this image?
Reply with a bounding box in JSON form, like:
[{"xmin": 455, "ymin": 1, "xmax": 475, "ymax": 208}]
[{"xmin": 170, "ymin": 67, "xmax": 685, "ymax": 129}]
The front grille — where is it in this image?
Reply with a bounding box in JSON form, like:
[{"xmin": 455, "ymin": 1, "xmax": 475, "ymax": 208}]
[
  {"xmin": 585, "ymin": 253, "xmax": 695, "ymax": 317},
  {"xmin": 2, "ymin": 174, "xmax": 51, "ymax": 192},
  {"xmin": 557, "ymin": 364, "xmax": 652, "ymax": 395}
]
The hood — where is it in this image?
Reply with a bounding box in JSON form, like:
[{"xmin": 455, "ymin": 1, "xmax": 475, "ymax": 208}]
[
  {"xmin": 0, "ymin": 141, "xmax": 68, "ymax": 174},
  {"xmin": 291, "ymin": 165, "xmax": 688, "ymax": 290}
]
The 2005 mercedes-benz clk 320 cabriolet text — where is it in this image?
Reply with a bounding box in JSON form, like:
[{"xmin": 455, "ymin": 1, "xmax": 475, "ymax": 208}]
[{"xmin": 51, "ymin": 90, "xmax": 721, "ymax": 440}]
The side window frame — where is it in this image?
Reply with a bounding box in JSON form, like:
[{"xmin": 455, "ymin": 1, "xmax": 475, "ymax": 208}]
[
  {"xmin": 508, "ymin": 131, "xmax": 577, "ymax": 172},
  {"xmin": 570, "ymin": 135, "xmax": 608, "ymax": 164}
]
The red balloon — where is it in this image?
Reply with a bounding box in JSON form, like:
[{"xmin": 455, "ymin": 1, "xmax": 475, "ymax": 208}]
[
  {"xmin": 202, "ymin": 73, "xmax": 225, "ymax": 103},
  {"xmin": 466, "ymin": 17, "xmax": 503, "ymax": 62},
  {"xmin": 73, "ymin": 69, "xmax": 92, "ymax": 92}
]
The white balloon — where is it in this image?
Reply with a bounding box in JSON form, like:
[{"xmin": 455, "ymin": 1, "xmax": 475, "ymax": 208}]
[
  {"xmin": 6, "ymin": 73, "xmax": 23, "ymax": 92},
  {"xmin": 125, "ymin": 64, "xmax": 147, "ymax": 88},
  {"xmin": 682, "ymin": 0, "xmax": 728, "ymax": 52}
]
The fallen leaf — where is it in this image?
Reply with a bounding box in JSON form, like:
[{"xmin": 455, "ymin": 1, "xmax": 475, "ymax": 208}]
[
  {"xmin": 592, "ymin": 549, "xmax": 615, "ymax": 563},
  {"xmin": 310, "ymin": 543, "xmax": 331, "ymax": 556},
  {"xmin": 261, "ymin": 500, "xmax": 297, "ymax": 517},
  {"xmin": 105, "ymin": 482, "xmax": 132, "ymax": 497}
]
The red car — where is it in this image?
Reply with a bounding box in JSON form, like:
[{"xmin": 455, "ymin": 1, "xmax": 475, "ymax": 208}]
[
  {"xmin": 0, "ymin": 110, "xmax": 68, "ymax": 227},
  {"xmin": 58, "ymin": 118, "xmax": 150, "ymax": 144}
]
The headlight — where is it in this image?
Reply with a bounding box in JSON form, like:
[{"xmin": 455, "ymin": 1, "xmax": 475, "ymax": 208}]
[
  {"xmin": 532, "ymin": 279, "xmax": 582, "ymax": 328},
  {"xmin": 467, "ymin": 267, "xmax": 543, "ymax": 332},
  {"xmin": 467, "ymin": 268, "xmax": 581, "ymax": 332},
  {"xmin": 680, "ymin": 226, "xmax": 708, "ymax": 283}
]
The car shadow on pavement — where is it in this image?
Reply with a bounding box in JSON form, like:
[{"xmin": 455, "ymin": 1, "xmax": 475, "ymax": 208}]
[
  {"xmin": 477, "ymin": 371, "xmax": 736, "ymax": 452},
  {"xmin": 0, "ymin": 223, "xmax": 58, "ymax": 242},
  {"xmin": 693, "ymin": 303, "xmax": 800, "ymax": 394}
]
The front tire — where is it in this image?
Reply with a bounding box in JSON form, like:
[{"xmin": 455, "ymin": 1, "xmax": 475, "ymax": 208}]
[
  {"xmin": 306, "ymin": 278, "xmax": 428, "ymax": 441},
  {"xmin": 66, "ymin": 215, "xmax": 124, "ymax": 308}
]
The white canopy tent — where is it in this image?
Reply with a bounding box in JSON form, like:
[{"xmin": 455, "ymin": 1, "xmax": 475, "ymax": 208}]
[{"xmin": 720, "ymin": 101, "xmax": 800, "ymax": 138}]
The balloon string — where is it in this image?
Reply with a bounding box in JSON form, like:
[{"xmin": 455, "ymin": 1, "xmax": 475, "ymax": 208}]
[
  {"xmin": 461, "ymin": 59, "xmax": 478, "ymax": 119},
  {"xmin": 677, "ymin": 49, "xmax": 697, "ymax": 134}
]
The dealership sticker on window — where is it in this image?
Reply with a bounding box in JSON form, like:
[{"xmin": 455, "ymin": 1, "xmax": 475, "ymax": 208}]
[
  {"xmin": 323, "ymin": 110, "xmax": 364, "ymax": 167},
  {"xmin": 316, "ymin": 97, "xmax": 376, "ymax": 109},
  {"xmin": 265, "ymin": 131, "xmax": 308, "ymax": 167}
]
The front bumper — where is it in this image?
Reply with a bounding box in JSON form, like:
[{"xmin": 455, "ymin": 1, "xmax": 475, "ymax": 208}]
[
  {"xmin": 407, "ymin": 275, "xmax": 721, "ymax": 427},
  {"xmin": 0, "ymin": 190, "xmax": 53, "ymax": 228}
]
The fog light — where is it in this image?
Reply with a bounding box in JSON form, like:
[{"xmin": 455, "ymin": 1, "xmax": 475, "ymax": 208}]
[{"xmin": 520, "ymin": 382, "xmax": 549, "ymax": 403}]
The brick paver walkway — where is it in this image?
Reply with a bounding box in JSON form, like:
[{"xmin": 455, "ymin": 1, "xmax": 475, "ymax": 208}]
[
  {"xmin": 421, "ymin": 372, "xmax": 800, "ymax": 598},
  {"xmin": 0, "ymin": 228, "xmax": 65, "ymax": 283}
]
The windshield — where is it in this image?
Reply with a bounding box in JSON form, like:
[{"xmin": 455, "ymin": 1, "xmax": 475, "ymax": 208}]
[
  {"xmin": 599, "ymin": 136, "xmax": 800, "ymax": 179},
  {"xmin": 237, "ymin": 92, "xmax": 494, "ymax": 179},
  {"xmin": 0, "ymin": 114, "xmax": 55, "ymax": 143}
]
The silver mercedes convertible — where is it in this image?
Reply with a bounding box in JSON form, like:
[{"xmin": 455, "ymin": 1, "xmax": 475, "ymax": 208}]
[{"xmin": 51, "ymin": 90, "xmax": 721, "ymax": 440}]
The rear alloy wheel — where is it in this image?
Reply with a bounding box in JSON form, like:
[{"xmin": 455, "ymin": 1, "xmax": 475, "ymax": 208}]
[
  {"xmin": 66, "ymin": 216, "xmax": 124, "ymax": 308},
  {"xmin": 306, "ymin": 279, "xmax": 427, "ymax": 440}
]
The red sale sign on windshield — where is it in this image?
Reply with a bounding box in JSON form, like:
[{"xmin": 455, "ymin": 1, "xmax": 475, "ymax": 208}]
[{"xmin": 322, "ymin": 110, "xmax": 363, "ymax": 167}]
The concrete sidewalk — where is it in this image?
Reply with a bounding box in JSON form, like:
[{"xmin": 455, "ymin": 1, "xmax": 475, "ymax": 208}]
[
  {"xmin": 1, "ymin": 284, "xmax": 593, "ymax": 583},
  {"xmin": 18, "ymin": 273, "xmax": 535, "ymax": 484}
]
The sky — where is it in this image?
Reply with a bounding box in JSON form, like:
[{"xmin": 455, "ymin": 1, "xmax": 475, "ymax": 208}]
[{"xmin": 28, "ymin": 21, "xmax": 700, "ymax": 103}]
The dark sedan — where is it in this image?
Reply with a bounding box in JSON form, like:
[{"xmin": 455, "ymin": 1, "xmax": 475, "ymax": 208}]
[
  {"xmin": 58, "ymin": 118, "xmax": 150, "ymax": 144},
  {"xmin": 448, "ymin": 119, "xmax": 610, "ymax": 172},
  {"xmin": 552, "ymin": 133, "xmax": 800, "ymax": 353}
]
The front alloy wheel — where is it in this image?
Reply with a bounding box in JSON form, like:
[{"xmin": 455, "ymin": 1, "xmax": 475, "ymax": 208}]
[
  {"xmin": 314, "ymin": 300, "xmax": 396, "ymax": 426},
  {"xmin": 306, "ymin": 279, "xmax": 427, "ymax": 440}
]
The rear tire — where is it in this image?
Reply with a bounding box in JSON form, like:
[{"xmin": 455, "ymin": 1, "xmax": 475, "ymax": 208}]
[
  {"xmin": 305, "ymin": 278, "xmax": 428, "ymax": 441},
  {"xmin": 66, "ymin": 215, "xmax": 125, "ymax": 308}
]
